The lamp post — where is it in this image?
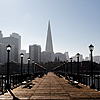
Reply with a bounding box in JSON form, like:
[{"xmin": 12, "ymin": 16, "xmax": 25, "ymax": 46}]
[
  {"xmin": 28, "ymin": 57, "xmax": 30, "ymax": 75},
  {"xmin": 64, "ymin": 62, "xmax": 67, "ymax": 79},
  {"xmin": 32, "ymin": 60, "xmax": 34, "ymax": 74},
  {"xmin": 89, "ymin": 44, "xmax": 94, "ymax": 88},
  {"xmin": 6, "ymin": 44, "xmax": 11, "ymax": 90},
  {"xmin": 76, "ymin": 53, "xmax": 80, "ymax": 82},
  {"xmin": 70, "ymin": 57, "xmax": 73, "ymax": 75},
  {"xmin": 20, "ymin": 53, "xmax": 24, "ymax": 82},
  {"xmin": 66, "ymin": 60, "xmax": 68, "ymax": 75}
]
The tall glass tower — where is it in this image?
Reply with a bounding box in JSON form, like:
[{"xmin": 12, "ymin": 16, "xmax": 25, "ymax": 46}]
[{"xmin": 45, "ymin": 21, "xmax": 53, "ymax": 53}]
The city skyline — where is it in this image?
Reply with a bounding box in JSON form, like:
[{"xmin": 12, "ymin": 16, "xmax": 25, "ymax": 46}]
[
  {"xmin": 0, "ymin": 0, "xmax": 100, "ymax": 58},
  {"xmin": 1, "ymin": 30, "xmax": 100, "ymax": 63}
]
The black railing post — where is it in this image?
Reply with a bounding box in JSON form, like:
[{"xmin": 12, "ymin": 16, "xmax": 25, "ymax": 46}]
[
  {"xmin": 86, "ymin": 74, "xmax": 87, "ymax": 86},
  {"xmin": 76, "ymin": 53, "xmax": 80, "ymax": 82},
  {"xmin": 13, "ymin": 75, "xmax": 14, "ymax": 87},
  {"xmin": 28, "ymin": 57, "xmax": 30, "ymax": 76},
  {"xmin": 70, "ymin": 58, "xmax": 73, "ymax": 76},
  {"xmin": 66, "ymin": 60, "xmax": 68, "ymax": 75},
  {"xmin": 32, "ymin": 60, "xmax": 34, "ymax": 74},
  {"xmin": 10, "ymin": 75, "xmax": 11, "ymax": 88},
  {"xmin": 89, "ymin": 75, "xmax": 90, "ymax": 86},
  {"xmin": 65, "ymin": 62, "xmax": 66, "ymax": 79},
  {"xmin": 5, "ymin": 76, "xmax": 6, "ymax": 91},
  {"xmin": 98, "ymin": 75, "xmax": 99, "ymax": 91},
  {"xmin": 21, "ymin": 57, "xmax": 23, "ymax": 81},
  {"xmin": 2, "ymin": 75, "xmax": 3, "ymax": 94}
]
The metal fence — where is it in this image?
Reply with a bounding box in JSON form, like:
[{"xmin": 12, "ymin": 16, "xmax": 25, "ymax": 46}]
[
  {"xmin": 52, "ymin": 62, "xmax": 100, "ymax": 91},
  {"xmin": 0, "ymin": 74, "xmax": 32, "ymax": 94},
  {"xmin": 0, "ymin": 71, "xmax": 46, "ymax": 94},
  {"xmin": 54, "ymin": 71, "xmax": 100, "ymax": 91}
]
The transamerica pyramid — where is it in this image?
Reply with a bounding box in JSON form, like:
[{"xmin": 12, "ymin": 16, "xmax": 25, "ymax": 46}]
[{"xmin": 45, "ymin": 21, "xmax": 53, "ymax": 52}]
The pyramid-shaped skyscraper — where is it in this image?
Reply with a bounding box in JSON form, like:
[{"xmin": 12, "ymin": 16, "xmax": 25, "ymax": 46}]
[
  {"xmin": 41, "ymin": 21, "xmax": 54, "ymax": 63},
  {"xmin": 45, "ymin": 21, "xmax": 53, "ymax": 53}
]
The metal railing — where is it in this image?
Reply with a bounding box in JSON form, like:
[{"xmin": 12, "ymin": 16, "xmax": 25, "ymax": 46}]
[
  {"xmin": 0, "ymin": 71, "xmax": 46, "ymax": 94},
  {"xmin": 54, "ymin": 71, "xmax": 100, "ymax": 91},
  {"xmin": 52, "ymin": 62, "xmax": 100, "ymax": 91},
  {"xmin": 0, "ymin": 74, "xmax": 33, "ymax": 94}
]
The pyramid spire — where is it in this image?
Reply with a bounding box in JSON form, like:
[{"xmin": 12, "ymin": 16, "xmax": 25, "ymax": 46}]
[{"xmin": 45, "ymin": 21, "xmax": 53, "ymax": 52}]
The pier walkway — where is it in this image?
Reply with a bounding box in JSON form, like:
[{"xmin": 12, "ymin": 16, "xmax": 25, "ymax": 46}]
[{"xmin": 0, "ymin": 72, "xmax": 100, "ymax": 100}]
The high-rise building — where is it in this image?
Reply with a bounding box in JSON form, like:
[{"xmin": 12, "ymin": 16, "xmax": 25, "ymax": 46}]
[
  {"xmin": 0, "ymin": 36, "xmax": 18, "ymax": 62},
  {"xmin": 41, "ymin": 21, "xmax": 54, "ymax": 63},
  {"xmin": 64, "ymin": 52, "xmax": 69, "ymax": 61},
  {"xmin": 0, "ymin": 43, "xmax": 6, "ymax": 63},
  {"xmin": 0, "ymin": 31, "xmax": 19, "ymax": 63},
  {"xmin": 45, "ymin": 21, "xmax": 53, "ymax": 52},
  {"xmin": 29, "ymin": 44, "xmax": 41, "ymax": 63},
  {"xmin": 10, "ymin": 33, "xmax": 21, "ymax": 63},
  {"xmin": 10, "ymin": 33, "xmax": 21, "ymax": 51},
  {"xmin": 93, "ymin": 56, "xmax": 100, "ymax": 64},
  {"xmin": 41, "ymin": 51, "xmax": 54, "ymax": 63}
]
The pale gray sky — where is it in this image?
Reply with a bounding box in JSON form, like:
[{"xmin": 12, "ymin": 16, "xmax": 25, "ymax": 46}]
[{"xmin": 0, "ymin": 0, "xmax": 100, "ymax": 58}]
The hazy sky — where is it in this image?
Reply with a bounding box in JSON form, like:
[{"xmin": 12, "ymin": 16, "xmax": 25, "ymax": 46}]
[{"xmin": 0, "ymin": 0, "xmax": 100, "ymax": 58}]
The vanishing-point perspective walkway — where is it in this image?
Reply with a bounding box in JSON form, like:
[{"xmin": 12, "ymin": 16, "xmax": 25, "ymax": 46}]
[{"xmin": 0, "ymin": 72, "xmax": 100, "ymax": 100}]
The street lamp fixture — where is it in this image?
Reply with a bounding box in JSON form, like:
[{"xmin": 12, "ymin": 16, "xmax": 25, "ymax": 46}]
[
  {"xmin": 89, "ymin": 44, "xmax": 94, "ymax": 51},
  {"xmin": 6, "ymin": 44, "xmax": 11, "ymax": 90},
  {"xmin": 28, "ymin": 57, "xmax": 30, "ymax": 61},
  {"xmin": 6, "ymin": 45, "xmax": 11, "ymax": 51},
  {"xmin": 76, "ymin": 53, "xmax": 80, "ymax": 82},
  {"xmin": 70, "ymin": 57, "xmax": 72, "ymax": 61},
  {"xmin": 32, "ymin": 60, "xmax": 34, "ymax": 63},
  {"xmin": 20, "ymin": 53, "xmax": 24, "ymax": 58},
  {"xmin": 28, "ymin": 57, "xmax": 30, "ymax": 75},
  {"xmin": 76, "ymin": 53, "xmax": 80, "ymax": 58},
  {"xmin": 89, "ymin": 44, "xmax": 95, "ymax": 88}
]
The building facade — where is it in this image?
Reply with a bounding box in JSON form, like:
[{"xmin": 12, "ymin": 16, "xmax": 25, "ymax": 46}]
[
  {"xmin": 10, "ymin": 33, "xmax": 21, "ymax": 63},
  {"xmin": 55, "ymin": 52, "xmax": 66, "ymax": 62},
  {"xmin": 29, "ymin": 44, "xmax": 41, "ymax": 63},
  {"xmin": 41, "ymin": 21, "xmax": 54, "ymax": 63},
  {"xmin": 0, "ymin": 31, "xmax": 19, "ymax": 63}
]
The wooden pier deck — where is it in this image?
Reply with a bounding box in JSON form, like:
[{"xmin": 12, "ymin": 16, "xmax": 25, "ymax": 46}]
[{"xmin": 0, "ymin": 72, "xmax": 100, "ymax": 100}]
